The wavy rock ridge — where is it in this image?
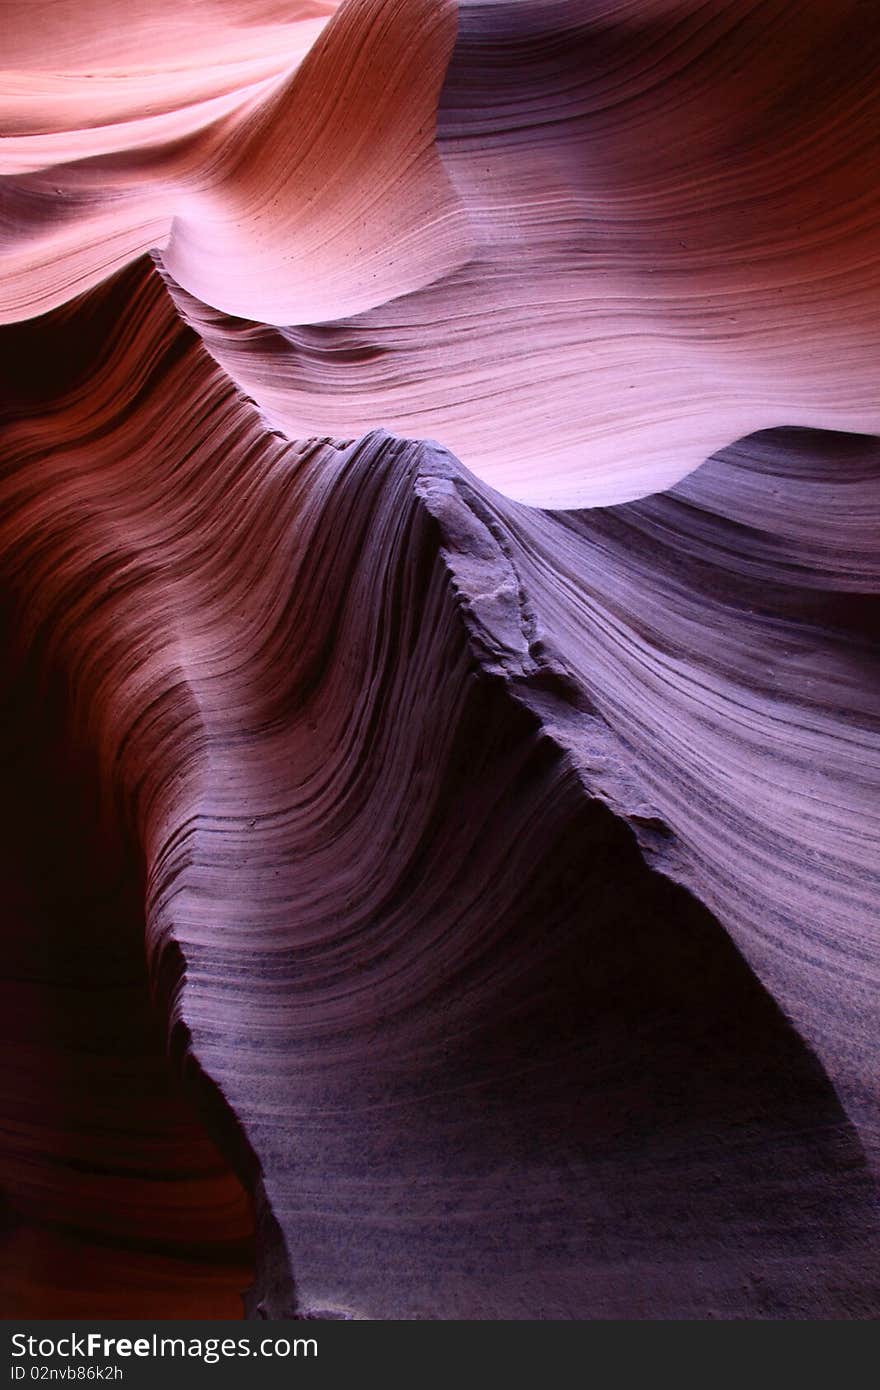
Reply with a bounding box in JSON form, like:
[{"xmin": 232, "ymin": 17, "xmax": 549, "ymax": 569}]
[
  {"xmin": 5, "ymin": 0, "xmax": 880, "ymax": 504},
  {"xmin": 1, "ymin": 0, "xmax": 879, "ymax": 1320}
]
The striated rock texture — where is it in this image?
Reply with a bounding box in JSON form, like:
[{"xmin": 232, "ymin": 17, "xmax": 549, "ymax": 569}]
[
  {"xmin": 1, "ymin": 0, "xmax": 879, "ymax": 1320},
  {"xmin": 4, "ymin": 0, "xmax": 880, "ymax": 503}
]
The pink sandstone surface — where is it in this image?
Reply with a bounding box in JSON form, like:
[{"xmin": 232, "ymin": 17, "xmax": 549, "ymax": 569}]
[{"xmin": 1, "ymin": 0, "xmax": 878, "ymax": 1319}]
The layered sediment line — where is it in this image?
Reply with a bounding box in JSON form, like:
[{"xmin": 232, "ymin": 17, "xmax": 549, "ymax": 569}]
[
  {"xmin": 1, "ymin": 260, "xmax": 878, "ymax": 1316},
  {"xmin": 3, "ymin": 0, "xmax": 880, "ymax": 504}
]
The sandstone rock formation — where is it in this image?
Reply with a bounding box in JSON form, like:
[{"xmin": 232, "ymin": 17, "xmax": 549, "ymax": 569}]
[{"xmin": 1, "ymin": 0, "xmax": 878, "ymax": 1319}]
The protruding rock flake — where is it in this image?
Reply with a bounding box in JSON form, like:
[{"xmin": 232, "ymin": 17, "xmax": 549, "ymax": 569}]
[{"xmin": 1, "ymin": 0, "xmax": 879, "ymax": 1322}]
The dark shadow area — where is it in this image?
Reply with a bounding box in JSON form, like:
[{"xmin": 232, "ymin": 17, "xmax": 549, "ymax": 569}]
[
  {"xmin": 262, "ymin": 570, "xmax": 880, "ymax": 1316},
  {"xmin": 0, "ymin": 598, "xmax": 255, "ymax": 1317}
]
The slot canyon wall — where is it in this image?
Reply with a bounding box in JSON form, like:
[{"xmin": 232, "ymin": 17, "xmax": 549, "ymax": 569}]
[{"xmin": 1, "ymin": 0, "xmax": 878, "ymax": 1319}]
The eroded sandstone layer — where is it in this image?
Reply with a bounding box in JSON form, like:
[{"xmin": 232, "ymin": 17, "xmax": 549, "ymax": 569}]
[{"xmin": 1, "ymin": 0, "xmax": 878, "ymax": 1319}]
